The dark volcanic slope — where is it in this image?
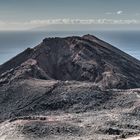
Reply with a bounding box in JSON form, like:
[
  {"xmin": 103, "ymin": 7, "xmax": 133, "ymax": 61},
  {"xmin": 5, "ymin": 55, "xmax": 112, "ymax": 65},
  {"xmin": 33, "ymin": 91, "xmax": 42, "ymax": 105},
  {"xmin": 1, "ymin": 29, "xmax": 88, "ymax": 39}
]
[
  {"xmin": 0, "ymin": 34, "xmax": 140, "ymax": 89},
  {"xmin": 0, "ymin": 34, "xmax": 140, "ymax": 140},
  {"xmin": 0, "ymin": 79, "xmax": 140, "ymax": 140}
]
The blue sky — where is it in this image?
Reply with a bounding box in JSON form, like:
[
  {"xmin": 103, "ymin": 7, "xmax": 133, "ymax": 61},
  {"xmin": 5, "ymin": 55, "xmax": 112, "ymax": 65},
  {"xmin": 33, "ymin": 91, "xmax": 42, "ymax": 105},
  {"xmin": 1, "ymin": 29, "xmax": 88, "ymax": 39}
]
[{"xmin": 0, "ymin": 0, "xmax": 140, "ymax": 30}]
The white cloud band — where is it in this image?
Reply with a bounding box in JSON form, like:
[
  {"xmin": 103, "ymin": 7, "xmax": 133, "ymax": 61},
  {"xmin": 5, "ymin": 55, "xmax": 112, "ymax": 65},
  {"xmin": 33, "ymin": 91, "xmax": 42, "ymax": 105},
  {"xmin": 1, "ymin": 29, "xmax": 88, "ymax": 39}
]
[
  {"xmin": 0, "ymin": 19, "xmax": 139, "ymax": 30},
  {"xmin": 29, "ymin": 19, "xmax": 139, "ymax": 25}
]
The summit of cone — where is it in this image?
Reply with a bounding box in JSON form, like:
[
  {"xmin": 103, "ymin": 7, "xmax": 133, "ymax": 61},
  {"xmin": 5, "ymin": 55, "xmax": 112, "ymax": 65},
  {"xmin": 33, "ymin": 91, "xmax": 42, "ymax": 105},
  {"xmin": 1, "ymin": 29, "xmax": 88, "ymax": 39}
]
[{"xmin": 0, "ymin": 34, "xmax": 140, "ymax": 89}]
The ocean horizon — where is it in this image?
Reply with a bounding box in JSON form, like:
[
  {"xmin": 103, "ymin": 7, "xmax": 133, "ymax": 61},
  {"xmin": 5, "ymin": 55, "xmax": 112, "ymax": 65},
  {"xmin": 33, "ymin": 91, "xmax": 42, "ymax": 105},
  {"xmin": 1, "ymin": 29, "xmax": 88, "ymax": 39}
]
[{"xmin": 0, "ymin": 30, "xmax": 140, "ymax": 64}]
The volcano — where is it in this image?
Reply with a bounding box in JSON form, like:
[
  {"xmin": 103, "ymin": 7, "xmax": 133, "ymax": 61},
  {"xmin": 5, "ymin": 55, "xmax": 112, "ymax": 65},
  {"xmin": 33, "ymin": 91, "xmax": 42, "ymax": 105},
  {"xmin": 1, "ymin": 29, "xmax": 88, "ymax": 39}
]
[
  {"xmin": 0, "ymin": 34, "xmax": 140, "ymax": 89},
  {"xmin": 0, "ymin": 34, "xmax": 140, "ymax": 140}
]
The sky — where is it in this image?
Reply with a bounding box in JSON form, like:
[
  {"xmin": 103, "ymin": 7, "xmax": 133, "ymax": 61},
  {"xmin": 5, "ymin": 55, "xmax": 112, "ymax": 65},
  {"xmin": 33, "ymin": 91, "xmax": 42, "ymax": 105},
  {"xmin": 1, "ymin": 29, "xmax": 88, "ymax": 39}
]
[{"xmin": 0, "ymin": 0, "xmax": 140, "ymax": 30}]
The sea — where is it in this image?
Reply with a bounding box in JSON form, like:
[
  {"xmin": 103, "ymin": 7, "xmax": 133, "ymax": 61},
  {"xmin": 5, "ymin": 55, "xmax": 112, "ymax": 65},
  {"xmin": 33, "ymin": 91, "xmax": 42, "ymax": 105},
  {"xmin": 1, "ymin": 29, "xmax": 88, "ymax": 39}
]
[{"xmin": 0, "ymin": 30, "xmax": 140, "ymax": 64}]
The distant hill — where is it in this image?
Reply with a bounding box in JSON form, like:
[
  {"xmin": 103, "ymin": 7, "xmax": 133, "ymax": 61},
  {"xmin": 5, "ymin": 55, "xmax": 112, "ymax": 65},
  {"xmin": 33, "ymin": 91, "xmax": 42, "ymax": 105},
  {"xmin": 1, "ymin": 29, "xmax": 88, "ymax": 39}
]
[{"xmin": 31, "ymin": 24, "xmax": 140, "ymax": 31}]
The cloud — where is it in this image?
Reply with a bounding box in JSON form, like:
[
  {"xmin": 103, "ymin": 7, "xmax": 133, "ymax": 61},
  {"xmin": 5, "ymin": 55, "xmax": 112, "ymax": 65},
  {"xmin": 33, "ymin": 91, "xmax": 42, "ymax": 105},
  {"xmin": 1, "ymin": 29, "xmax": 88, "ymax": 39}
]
[
  {"xmin": 106, "ymin": 11, "xmax": 123, "ymax": 15},
  {"xmin": 28, "ymin": 19, "xmax": 139, "ymax": 25},
  {"xmin": 117, "ymin": 11, "xmax": 123, "ymax": 15},
  {"xmin": 29, "ymin": 19, "xmax": 139, "ymax": 25},
  {"xmin": 0, "ymin": 18, "xmax": 139, "ymax": 30}
]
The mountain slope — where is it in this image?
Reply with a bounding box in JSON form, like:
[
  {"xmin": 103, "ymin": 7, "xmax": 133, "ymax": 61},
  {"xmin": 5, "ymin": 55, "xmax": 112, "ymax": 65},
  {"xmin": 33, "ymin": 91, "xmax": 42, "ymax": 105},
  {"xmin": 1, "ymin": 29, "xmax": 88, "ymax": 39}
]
[
  {"xmin": 0, "ymin": 79, "xmax": 140, "ymax": 140},
  {"xmin": 0, "ymin": 34, "xmax": 140, "ymax": 140},
  {"xmin": 0, "ymin": 34, "xmax": 140, "ymax": 89}
]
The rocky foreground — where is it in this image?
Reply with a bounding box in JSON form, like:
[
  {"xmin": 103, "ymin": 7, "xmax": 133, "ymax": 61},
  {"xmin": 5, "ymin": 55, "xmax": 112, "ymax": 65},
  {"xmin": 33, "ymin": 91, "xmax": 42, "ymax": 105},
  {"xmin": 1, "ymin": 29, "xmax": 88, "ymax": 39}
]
[{"xmin": 0, "ymin": 34, "xmax": 140, "ymax": 140}]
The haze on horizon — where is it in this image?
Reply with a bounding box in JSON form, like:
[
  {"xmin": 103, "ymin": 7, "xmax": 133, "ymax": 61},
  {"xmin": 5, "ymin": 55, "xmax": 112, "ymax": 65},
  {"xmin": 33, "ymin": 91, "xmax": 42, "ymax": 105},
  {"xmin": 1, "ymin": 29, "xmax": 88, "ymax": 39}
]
[{"xmin": 0, "ymin": 0, "xmax": 140, "ymax": 30}]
